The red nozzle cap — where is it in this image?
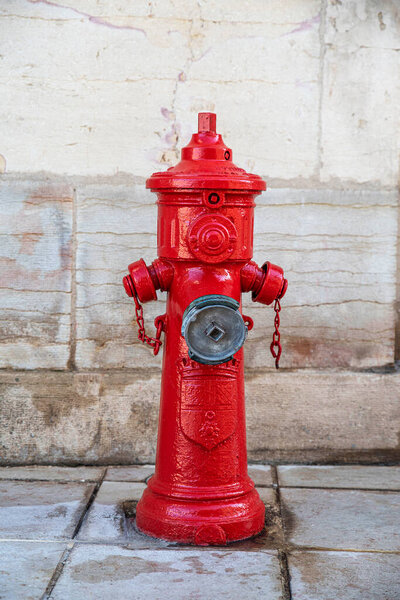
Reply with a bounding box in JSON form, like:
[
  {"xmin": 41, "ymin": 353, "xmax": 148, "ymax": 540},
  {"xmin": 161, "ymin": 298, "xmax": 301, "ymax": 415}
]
[
  {"xmin": 198, "ymin": 112, "xmax": 216, "ymax": 134},
  {"xmin": 123, "ymin": 275, "xmax": 134, "ymax": 297}
]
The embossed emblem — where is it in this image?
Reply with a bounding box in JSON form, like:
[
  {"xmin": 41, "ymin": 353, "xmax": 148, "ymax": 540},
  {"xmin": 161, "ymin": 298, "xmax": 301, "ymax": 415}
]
[
  {"xmin": 187, "ymin": 214, "xmax": 237, "ymax": 263},
  {"xmin": 179, "ymin": 359, "xmax": 239, "ymax": 450}
]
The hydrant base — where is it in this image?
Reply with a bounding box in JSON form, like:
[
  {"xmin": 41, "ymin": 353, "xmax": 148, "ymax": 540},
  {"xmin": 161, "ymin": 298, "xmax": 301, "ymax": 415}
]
[{"xmin": 135, "ymin": 486, "xmax": 265, "ymax": 545}]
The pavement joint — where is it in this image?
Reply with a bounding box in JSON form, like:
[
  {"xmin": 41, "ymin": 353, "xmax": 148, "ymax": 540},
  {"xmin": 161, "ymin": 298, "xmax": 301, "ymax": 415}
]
[
  {"xmin": 41, "ymin": 543, "xmax": 75, "ymax": 600},
  {"xmin": 71, "ymin": 468, "xmax": 107, "ymax": 539},
  {"xmin": 39, "ymin": 469, "xmax": 108, "ymax": 599},
  {"xmin": 271, "ymin": 466, "xmax": 293, "ymax": 599}
]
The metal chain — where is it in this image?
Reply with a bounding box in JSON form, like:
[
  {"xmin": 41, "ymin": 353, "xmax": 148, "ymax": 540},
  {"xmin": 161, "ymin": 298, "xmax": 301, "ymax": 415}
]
[
  {"xmin": 270, "ymin": 298, "xmax": 282, "ymax": 369},
  {"xmin": 127, "ymin": 277, "xmax": 163, "ymax": 356}
]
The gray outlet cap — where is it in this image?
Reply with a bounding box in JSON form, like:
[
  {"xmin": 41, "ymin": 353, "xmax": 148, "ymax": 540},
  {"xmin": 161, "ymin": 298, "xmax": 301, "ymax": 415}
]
[{"xmin": 181, "ymin": 294, "xmax": 248, "ymax": 365}]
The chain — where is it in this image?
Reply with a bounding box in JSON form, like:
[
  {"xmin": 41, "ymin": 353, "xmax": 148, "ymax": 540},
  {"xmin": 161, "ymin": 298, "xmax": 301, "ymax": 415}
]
[
  {"xmin": 270, "ymin": 298, "xmax": 282, "ymax": 369},
  {"xmin": 126, "ymin": 277, "xmax": 163, "ymax": 356}
]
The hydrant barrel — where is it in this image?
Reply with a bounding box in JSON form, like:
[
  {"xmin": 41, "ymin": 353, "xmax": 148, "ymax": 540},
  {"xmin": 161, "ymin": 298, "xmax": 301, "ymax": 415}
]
[{"xmin": 123, "ymin": 113, "xmax": 287, "ymax": 545}]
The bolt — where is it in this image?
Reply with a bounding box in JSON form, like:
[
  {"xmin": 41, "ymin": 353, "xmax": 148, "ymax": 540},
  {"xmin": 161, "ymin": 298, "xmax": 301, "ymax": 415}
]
[{"xmin": 198, "ymin": 112, "xmax": 217, "ymax": 134}]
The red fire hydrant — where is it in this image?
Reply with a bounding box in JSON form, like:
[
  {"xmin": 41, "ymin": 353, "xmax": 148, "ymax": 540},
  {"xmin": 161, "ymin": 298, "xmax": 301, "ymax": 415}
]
[{"xmin": 123, "ymin": 113, "xmax": 287, "ymax": 545}]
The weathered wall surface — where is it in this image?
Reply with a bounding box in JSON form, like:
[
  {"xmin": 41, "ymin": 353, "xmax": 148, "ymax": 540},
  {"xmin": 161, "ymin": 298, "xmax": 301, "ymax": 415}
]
[{"xmin": 0, "ymin": 0, "xmax": 399, "ymax": 464}]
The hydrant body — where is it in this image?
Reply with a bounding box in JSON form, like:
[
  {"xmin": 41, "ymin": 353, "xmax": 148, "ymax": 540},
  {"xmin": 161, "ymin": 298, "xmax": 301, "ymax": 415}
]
[{"xmin": 123, "ymin": 113, "xmax": 287, "ymax": 545}]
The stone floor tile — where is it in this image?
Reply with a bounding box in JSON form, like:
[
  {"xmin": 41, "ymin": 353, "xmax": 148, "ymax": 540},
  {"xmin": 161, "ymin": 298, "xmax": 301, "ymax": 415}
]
[
  {"xmin": 278, "ymin": 465, "xmax": 400, "ymax": 490},
  {"xmin": 0, "ymin": 465, "xmax": 105, "ymax": 483},
  {"xmin": 255, "ymin": 486, "xmax": 275, "ymax": 505},
  {"xmin": 105, "ymin": 465, "xmax": 155, "ymax": 482},
  {"xmin": 77, "ymin": 481, "xmax": 146, "ymax": 543},
  {"xmin": 248, "ymin": 464, "xmax": 273, "ymax": 487},
  {"xmin": 50, "ymin": 545, "xmax": 282, "ymax": 599},
  {"xmin": 0, "ymin": 481, "xmax": 94, "ymax": 540},
  {"xmin": 289, "ymin": 550, "xmax": 400, "ymax": 600},
  {"xmin": 0, "ymin": 540, "xmax": 67, "ymax": 600},
  {"xmin": 281, "ymin": 488, "xmax": 400, "ymax": 551}
]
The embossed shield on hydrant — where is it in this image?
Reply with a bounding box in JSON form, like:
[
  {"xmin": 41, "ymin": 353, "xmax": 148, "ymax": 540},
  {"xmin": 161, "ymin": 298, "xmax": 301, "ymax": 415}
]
[{"xmin": 179, "ymin": 359, "xmax": 238, "ymax": 451}]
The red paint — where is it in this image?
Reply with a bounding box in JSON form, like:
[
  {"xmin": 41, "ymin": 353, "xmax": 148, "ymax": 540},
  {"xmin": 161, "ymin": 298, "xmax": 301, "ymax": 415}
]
[{"xmin": 123, "ymin": 113, "xmax": 287, "ymax": 545}]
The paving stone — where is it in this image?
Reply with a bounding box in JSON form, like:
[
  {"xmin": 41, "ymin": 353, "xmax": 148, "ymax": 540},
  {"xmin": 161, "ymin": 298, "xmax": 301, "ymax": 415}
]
[
  {"xmin": 255, "ymin": 486, "xmax": 275, "ymax": 506},
  {"xmin": 0, "ymin": 465, "xmax": 104, "ymax": 482},
  {"xmin": 0, "ymin": 540, "xmax": 67, "ymax": 600},
  {"xmin": 289, "ymin": 550, "xmax": 400, "ymax": 600},
  {"xmin": 105, "ymin": 465, "xmax": 155, "ymax": 482},
  {"xmin": 281, "ymin": 488, "xmax": 400, "ymax": 551},
  {"xmin": 50, "ymin": 545, "xmax": 282, "ymax": 599},
  {"xmin": 77, "ymin": 481, "xmax": 146, "ymax": 543},
  {"xmin": 0, "ymin": 481, "xmax": 94, "ymax": 540},
  {"xmin": 248, "ymin": 465, "xmax": 273, "ymax": 487},
  {"xmin": 278, "ymin": 465, "xmax": 400, "ymax": 490}
]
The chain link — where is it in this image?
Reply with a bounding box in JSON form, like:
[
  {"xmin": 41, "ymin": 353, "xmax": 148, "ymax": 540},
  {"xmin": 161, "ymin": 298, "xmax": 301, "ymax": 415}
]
[
  {"xmin": 127, "ymin": 277, "xmax": 163, "ymax": 355},
  {"xmin": 270, "ymin": 298, "xmax": 282, "ymax": 369}
]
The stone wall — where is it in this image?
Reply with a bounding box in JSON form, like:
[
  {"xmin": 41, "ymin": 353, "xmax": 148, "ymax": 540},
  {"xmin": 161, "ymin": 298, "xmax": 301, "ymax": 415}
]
[{"xmin": 1, "ymin": 0, "xmax": 399, "ymax": 464}]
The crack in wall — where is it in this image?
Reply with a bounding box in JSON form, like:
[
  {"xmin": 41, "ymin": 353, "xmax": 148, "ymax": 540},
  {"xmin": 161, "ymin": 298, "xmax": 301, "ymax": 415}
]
[{"xmin": 27, "ymin": 0, "xmax": 147, "ymax": 34}]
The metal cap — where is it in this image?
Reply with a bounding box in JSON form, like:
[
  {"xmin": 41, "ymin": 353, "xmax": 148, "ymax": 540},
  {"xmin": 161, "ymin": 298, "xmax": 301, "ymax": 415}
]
[
  {"xmin": 147, "ymin": 113, "xmax": 266, "ymax": 192},
  {"xmin": 181, "ymin": 294, "xmax": 248, "ymax": 365}
]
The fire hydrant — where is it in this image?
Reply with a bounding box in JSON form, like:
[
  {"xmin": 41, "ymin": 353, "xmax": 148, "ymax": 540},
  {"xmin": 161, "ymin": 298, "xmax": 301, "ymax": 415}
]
[{"xmin": 123, "ymin": 113, "xmax": 287, "ymax": 545}]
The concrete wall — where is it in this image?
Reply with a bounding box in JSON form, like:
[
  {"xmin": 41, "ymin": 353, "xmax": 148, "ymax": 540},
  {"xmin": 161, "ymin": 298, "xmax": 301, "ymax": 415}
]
[{"xmin": 1, "ymin": 0, "xmax": 399, "ymax": 464}]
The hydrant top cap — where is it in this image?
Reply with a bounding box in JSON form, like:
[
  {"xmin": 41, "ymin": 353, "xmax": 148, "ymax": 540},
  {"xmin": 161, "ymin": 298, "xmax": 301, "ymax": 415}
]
[{"xmin": 146, "ymin": 112, "xmax": 266, "ymax": 192}]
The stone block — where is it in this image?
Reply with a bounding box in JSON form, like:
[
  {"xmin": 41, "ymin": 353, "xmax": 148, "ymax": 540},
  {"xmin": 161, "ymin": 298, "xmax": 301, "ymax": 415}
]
[
  {"xmin": 75, "ymin": 185, "xmax": 397, "ymax": 369},
  {"xmin": 75, "ymin": 182, "xmax": 164, "ymax": 369},
  {"xmin": 245, "ymin": 370, "xmax": 400, "ymax": 463},
  {"xmin": 0, "ymin": 0, "xmax": 321, "ymax": 181},
  {"xmin": 0, "ymin": 3, "xmax": 181, "ymax": 175},
  {"xmin": 0, "ymin": 179, "xmax": 72, "ymax": 368},
  {"xmin": 1, "ymin": 370, "xmax": 400, "ymax": 465},
  {"xmin": 246, "ymin": 188, "xmax": 397, "ymax": 368},
  {"xmin": 0, "ymin": 371, "xmax": 160, "ymax": 465},
  {"xmin": 321, "ymin": 0, "xmax": 400, "ymax": 186}
]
